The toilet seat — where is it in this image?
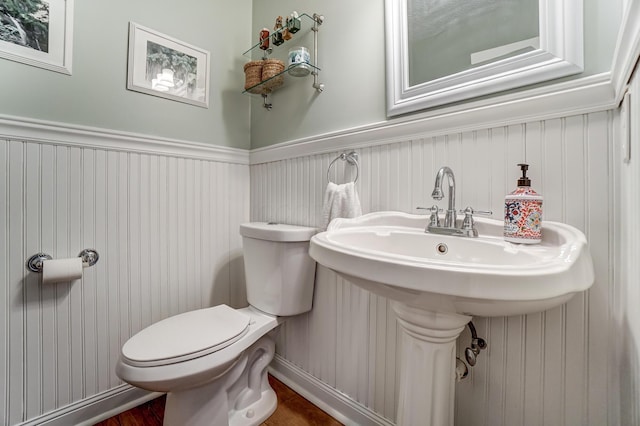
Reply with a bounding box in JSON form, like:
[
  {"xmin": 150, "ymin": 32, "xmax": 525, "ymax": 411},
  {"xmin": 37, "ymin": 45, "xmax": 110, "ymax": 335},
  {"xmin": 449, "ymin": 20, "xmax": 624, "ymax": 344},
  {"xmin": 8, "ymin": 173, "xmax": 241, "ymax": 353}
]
[{"xmin": 121, "ymin": 305, "xmax": 250, "ymax": 367}]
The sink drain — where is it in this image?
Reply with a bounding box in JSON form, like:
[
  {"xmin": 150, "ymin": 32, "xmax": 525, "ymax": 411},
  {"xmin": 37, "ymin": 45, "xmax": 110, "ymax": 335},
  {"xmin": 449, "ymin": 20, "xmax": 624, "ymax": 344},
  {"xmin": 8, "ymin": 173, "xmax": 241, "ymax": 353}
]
[{"xmin": 436, "ymin": 243, "xmax": 448, "ymax": 255}]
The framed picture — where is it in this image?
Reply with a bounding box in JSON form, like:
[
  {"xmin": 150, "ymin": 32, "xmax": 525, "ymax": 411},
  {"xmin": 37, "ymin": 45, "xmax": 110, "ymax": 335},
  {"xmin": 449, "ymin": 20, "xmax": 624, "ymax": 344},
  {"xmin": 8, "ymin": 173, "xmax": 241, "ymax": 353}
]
[
  {"xmin": 0, "ymin": 0, "xmax": 74, "ymax": 74},
  {"xmin": 127, "ymin": 22, "xmax": 210, "ymax": 108}
]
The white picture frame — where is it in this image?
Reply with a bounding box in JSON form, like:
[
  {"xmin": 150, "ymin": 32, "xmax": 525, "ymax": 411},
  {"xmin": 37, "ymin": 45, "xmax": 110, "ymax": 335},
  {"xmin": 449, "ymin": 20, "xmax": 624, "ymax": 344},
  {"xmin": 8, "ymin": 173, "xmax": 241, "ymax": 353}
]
[
  {"xmin": 0, "ymin": 0, "xmax": 74, "ymax": 74},
  {"xmin": 127, "ymin": 22, "xmax": 210, "ymax": 108}
]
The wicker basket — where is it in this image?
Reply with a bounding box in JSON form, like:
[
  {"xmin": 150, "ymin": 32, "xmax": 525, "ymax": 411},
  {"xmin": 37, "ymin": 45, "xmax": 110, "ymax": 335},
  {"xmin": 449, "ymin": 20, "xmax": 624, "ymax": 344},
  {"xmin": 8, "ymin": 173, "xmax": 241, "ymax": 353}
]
[
  {"xmin": 243, "ymin": 60, "xmax": 264, "ymax": 94},
  {"xmin": 261, "ymin": 59, "xmax": 285, "ymax": 91}
]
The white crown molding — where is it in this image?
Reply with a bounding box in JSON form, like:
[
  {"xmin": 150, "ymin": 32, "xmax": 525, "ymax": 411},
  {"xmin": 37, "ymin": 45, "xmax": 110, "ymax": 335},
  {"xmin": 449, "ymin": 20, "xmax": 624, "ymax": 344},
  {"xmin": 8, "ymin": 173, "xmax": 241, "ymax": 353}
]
[
  {"xmin": 0, "ymin": 114, "xmax": 250, "ymax": 165},
  {"xmin": 251, "ymin": 72, "xmax": 615, "ymax": 165},
  {"xmin": 611, "ymin": 0, "xmax": 640, "ymax": 101}
]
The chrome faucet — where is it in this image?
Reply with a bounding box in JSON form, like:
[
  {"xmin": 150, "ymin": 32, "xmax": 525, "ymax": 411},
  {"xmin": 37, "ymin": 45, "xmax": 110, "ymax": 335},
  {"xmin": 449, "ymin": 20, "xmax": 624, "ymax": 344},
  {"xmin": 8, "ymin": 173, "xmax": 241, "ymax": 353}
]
[
  {"xmin": 431, "ymin": 166, "xmax": 457, "ymax": 227},
  {"xmin": 419, "ymin": 166, "xmax": 492, "ymax": 237}
]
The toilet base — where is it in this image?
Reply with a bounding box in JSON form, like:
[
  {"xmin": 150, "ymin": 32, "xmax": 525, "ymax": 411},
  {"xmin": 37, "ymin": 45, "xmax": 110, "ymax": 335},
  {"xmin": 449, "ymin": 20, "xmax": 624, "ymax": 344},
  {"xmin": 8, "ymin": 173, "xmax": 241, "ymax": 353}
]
[
  {"xmin": 229, "ymin": 388, "xmax": 277, "ymax": 426},
  {"xmin": 163, "ymin": 334, "xmax": 277, "ymax": 426}
]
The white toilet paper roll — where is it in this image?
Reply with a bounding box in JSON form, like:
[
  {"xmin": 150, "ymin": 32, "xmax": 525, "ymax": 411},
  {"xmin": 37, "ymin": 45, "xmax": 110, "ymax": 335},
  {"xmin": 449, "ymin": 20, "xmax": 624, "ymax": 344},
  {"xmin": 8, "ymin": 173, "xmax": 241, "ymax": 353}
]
[{"xmin": 42, "ymin": 257, "xmax": 83, "ymax": 284}]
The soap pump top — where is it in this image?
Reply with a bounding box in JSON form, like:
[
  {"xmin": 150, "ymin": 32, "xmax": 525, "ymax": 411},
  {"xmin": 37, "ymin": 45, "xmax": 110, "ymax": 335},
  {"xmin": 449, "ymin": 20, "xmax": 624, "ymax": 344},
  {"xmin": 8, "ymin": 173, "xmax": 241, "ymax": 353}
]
[
  {"xmin": 517, "ymin": 163, "xmax": 531, "ymax": 186},
  {"xmin": 504, "ymin": 163, "xmax": 543, "ymax": 244}
]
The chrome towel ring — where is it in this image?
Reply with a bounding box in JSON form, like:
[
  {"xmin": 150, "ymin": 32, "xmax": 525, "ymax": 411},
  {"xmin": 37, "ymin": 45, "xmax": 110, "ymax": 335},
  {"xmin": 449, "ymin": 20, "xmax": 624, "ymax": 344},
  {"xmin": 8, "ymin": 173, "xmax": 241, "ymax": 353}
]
[{"xmin": 327, "ymin": 151, "xmax": 359, "ymax": 183}]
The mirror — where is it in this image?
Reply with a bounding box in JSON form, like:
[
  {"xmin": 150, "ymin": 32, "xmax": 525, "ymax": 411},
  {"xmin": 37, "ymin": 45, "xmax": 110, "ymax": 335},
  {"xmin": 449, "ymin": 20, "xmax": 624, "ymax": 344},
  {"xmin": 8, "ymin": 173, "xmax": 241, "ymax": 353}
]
[{"xmin": 385, "ymin": 0, "xmax": 584, "ymax": 116}]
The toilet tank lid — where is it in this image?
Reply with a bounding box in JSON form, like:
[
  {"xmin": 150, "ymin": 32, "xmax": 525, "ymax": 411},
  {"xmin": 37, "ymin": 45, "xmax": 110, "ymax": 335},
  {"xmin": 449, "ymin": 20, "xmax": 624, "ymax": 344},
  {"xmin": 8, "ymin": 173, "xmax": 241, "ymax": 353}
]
[{"xmin": 240, "ymin": 222, "xmax": 318, "ymax": 242}]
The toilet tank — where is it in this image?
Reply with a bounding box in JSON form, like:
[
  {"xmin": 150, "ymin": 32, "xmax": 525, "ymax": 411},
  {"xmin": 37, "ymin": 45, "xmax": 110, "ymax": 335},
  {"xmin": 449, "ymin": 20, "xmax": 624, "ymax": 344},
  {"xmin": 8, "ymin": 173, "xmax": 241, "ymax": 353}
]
[{"xmin": 239, "ymin": 223, "xmax": 318, "ymax": 316}]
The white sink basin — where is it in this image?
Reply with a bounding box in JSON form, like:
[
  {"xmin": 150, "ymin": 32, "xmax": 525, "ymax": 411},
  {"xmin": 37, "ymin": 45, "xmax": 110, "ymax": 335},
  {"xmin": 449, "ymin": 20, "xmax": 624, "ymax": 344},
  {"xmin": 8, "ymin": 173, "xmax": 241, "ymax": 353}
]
[
  {"xmin": 309, "ymin": 211, "xmax": 594, "ymax": 317},
  {"xmin": 311, "ymin": 210, "xmax": 595, "ymax": 425}
]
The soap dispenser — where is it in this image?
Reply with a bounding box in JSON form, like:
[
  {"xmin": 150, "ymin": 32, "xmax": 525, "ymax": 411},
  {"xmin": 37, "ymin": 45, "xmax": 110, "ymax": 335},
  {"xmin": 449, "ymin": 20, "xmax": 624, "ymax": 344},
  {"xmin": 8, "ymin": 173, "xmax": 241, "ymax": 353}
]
[{"xmin": 504, "ymin": 163, "xmax": 543, "ymax": 244}]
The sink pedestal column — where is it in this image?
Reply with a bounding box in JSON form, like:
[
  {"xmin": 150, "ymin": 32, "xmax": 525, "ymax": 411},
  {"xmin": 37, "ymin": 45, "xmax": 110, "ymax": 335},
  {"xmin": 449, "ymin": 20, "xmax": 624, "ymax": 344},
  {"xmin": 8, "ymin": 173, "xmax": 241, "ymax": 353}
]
[{"xmin": 391, "ymin": 302, "xmax": 471, "ymax": 426}]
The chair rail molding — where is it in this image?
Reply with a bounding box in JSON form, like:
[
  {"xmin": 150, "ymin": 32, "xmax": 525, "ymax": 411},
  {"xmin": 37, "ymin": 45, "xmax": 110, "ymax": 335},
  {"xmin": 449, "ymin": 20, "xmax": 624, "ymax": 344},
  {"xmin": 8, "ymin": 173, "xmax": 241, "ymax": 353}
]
[
  {"xmin": 0, "ymin": 113, "xmax": 249, "ymax": 164},
  {"xmin": 251, "ymin": 72, "xmax": 615, "ymax": 165}
]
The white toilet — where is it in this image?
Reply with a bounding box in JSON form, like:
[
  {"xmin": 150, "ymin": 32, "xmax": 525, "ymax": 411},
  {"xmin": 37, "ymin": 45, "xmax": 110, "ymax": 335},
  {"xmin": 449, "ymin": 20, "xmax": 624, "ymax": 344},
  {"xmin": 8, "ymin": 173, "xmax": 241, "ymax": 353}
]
[{"xmin": 116, "ymin": 222, "xmax": 317, "ymax": 426}]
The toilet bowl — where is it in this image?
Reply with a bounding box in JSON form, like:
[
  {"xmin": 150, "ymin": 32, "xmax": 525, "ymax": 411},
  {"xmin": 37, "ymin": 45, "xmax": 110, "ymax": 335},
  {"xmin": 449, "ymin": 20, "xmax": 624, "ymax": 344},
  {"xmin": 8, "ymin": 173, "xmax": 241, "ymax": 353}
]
[{"xmin": 116, "ymin": 223, "xmax": 317, "ymax": 426}]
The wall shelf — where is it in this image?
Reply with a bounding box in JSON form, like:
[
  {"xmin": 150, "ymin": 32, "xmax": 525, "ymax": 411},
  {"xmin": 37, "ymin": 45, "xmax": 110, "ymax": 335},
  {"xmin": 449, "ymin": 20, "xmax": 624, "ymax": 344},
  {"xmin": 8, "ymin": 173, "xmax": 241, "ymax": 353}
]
[
  {"xmin": 242, "ymin": 63, "xmax": 321, "ymax": 95},
  {"xmin": 242, "ymin": 12, "xmax": 324, "ymax": 110}
]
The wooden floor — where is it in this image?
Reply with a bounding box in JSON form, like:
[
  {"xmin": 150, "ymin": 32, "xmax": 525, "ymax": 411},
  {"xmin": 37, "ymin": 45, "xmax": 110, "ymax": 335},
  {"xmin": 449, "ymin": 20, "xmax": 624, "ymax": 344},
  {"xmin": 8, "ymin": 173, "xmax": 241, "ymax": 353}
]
[{"xmin": 94, "ymin": 375, "xmax": 343, "ymax": 426}]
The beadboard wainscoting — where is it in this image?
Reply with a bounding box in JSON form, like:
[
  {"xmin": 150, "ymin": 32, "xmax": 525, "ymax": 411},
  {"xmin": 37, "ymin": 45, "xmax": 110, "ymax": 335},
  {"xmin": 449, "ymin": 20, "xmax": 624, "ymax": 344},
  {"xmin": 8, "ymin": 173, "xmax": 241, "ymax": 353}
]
[
  {"xmin": 251, "ymin": 111, "xmax": 623, "ymax": 426},
  {"xmin": 0, "ymin": 131, "xmax": 250, "ymax": 425},
  {"xmin": 615, "ymin": 68, "xmax": 640, "ymax": 426}
]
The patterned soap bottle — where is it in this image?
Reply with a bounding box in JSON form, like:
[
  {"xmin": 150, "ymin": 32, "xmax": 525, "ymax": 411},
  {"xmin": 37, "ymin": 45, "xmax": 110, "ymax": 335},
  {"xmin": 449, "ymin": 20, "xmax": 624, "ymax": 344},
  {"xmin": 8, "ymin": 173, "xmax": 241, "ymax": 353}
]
[{"xmin": 504, "ymin": 163, "xmax": 543, "ymax": 244}]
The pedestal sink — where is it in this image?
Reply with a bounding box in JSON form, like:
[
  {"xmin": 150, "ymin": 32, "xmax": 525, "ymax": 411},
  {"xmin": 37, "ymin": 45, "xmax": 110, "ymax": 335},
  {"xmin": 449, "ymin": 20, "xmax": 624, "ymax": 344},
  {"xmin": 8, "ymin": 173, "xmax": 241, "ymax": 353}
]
[{"xmin": 309, "ymin": 211, "xmax": 594, "ymax": 426}]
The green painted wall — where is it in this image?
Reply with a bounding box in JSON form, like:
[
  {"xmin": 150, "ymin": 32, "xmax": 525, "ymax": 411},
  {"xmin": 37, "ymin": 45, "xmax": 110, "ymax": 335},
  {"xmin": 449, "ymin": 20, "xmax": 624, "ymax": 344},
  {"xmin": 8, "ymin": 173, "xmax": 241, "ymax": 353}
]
[
  {"xmin": 0, "ymin": 1, "xmax": 622, "ymax": 151},
  {"xmin": 249, "ymin": 0, "xmax": 387, "ymax": 149},
  {"xmin": 0, "ymin": 0, "xmax": 252, "ymax": 149},
  {"xmin": 249, "ymin": 0, "xmax": 622, "ymax": 149}
]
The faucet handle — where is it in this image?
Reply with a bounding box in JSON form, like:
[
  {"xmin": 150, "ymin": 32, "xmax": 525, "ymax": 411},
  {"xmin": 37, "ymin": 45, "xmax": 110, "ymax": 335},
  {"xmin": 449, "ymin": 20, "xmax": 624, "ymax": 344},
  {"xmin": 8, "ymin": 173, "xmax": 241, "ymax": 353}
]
[
  {"xmin": 459, "ymin": 207, "xmax": 492, "ymax": 216},
  {"xmin": 459, "ymin": 207, "xmax": 493, "ymax": 230},
  {"xmin": 417, "ymin": 205, "xmax": 442, "ymax": 227},
  {"xmin": 417, "ymin": 205, "xmax": 441, "ymax": 212}
]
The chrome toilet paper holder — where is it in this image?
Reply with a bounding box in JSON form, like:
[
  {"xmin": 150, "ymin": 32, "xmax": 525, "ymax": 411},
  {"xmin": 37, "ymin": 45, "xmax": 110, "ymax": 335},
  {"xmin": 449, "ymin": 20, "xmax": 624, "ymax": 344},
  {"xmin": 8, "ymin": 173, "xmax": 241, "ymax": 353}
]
[{"xmin": 26, "ymin": 249, "xmax": 100, "ymax": 273}]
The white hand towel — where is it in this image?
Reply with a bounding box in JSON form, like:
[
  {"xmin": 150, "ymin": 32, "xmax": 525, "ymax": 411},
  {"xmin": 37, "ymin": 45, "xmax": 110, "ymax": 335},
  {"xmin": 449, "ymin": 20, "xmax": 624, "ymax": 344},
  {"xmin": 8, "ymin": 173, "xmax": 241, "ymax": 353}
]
[{"xmin": 321, "ymin": 182, "xmax": 362, "ymax": 230}]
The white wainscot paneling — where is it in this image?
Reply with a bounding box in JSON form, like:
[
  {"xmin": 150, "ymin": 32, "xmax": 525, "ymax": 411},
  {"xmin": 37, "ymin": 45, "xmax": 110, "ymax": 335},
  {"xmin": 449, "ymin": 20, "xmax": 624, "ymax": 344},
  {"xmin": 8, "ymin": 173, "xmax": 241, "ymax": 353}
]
[
  {"xmin": 614, "ymin": 67, "xmax": 640, "ymax": 426},
  {"xmin": 0, "ymin": 137, "xmax": 250, "ymax": 425},
  {"xmin": 252, "ymin": 111, "xmax": 618, "ymax": 426}
]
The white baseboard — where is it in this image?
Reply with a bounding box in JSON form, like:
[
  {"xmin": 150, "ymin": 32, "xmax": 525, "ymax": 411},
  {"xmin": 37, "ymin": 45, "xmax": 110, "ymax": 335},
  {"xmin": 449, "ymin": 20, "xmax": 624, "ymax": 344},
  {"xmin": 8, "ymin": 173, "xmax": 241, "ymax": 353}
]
[
  {"xmin": 269, "ymin": 354, "xmax": 394, "ymax": 426},
  {"xmin": 16, "ymin": 359, "xmax": 389, "ymax": 426},
  {"xmin": 16, "ymin": 385, "xmax": 163, "ymax": 426}
]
